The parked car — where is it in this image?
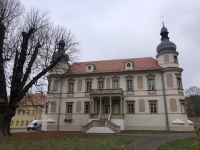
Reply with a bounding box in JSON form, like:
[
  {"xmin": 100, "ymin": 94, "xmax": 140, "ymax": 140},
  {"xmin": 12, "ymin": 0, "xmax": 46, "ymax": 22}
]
[{"xmin": 27, "ymin": 120, "xmax": 42, "ymax": 131}]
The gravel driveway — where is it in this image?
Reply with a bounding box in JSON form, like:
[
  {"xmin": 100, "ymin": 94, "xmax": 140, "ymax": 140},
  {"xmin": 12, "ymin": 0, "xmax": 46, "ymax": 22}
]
[{"xmin": 119, "ymin": 133, "xmax": 196, "ymax": 150}]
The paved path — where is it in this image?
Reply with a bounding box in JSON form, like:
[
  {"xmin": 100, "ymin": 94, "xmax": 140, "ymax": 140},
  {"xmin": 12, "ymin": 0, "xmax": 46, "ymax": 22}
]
[{"xmin": 120, "ymin": 133, "xmax": 196, "ymax": 150}]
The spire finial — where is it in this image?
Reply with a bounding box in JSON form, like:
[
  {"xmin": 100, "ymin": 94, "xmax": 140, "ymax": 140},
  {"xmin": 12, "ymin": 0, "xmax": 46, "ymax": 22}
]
[{"xmin": 160, "ymin": 13, "xmax": 164, "ymax": 25}]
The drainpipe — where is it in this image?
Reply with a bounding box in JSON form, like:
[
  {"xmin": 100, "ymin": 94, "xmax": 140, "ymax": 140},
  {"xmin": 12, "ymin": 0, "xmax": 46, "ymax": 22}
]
[
  {"xmin": 161, "ymin": 70, "xmax": 170, "ymax": 130},
  {"xmin": 57, "ymin": 79, "xmax": 63, "ymax": 131}
]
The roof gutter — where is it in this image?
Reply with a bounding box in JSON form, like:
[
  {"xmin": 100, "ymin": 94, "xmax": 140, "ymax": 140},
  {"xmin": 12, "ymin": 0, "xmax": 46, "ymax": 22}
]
[{"xmin": 161, "ymin": 70, "xmax": 170, "ymax": 130}]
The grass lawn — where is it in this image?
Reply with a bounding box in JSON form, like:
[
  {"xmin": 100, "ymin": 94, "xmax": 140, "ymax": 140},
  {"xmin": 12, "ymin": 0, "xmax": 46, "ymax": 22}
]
[
  {"xmin": 122, "ymin": 130, "xmax": 195, "ymax": 134},
  {"xmin": 157, "ymin": 137, "xmax": 200, "ymax": 150},
  {"xmin": 0, "ymin": 132, "xmax": 134, "ymax": 150}
]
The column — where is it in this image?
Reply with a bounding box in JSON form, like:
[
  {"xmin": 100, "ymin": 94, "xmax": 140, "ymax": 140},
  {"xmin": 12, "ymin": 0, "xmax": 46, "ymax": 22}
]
[
  {"xmin": 109, "ymin": 97, "xmax": 112, "ymax": 114},
  {"xmin": 92, "ymin": 99, "xmax": 95, "ymax": 113},
  {"xmin": 100, "ymin": 97, "xmax": 102, "ymax": 114},
  {"xmin": 90, "ymin": 98, "xmax": 92, "ymax": 114},
  {"xmin": 120, "ymin": 97, "xmax": 123, "ymax": 114}
]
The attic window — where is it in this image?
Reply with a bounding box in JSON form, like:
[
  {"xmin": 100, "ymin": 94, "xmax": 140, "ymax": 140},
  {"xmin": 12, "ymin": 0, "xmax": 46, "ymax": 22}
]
[
  {"xmin": 124, "ymin": 61, "xmax": 133, "ymax": 70},
  {"xmin": 88, "ymin": 66, "xmax": 91, "ymax": 70},
  {"xmin": 86, "ymin": 64, "xmax": 95, "ymax": 72}
]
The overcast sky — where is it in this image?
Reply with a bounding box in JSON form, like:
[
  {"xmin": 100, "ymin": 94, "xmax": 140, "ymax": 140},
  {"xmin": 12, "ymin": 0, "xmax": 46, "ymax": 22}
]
[{"xmin": 20, "ymin": 0, "xmax": 200, "ymax": 89}]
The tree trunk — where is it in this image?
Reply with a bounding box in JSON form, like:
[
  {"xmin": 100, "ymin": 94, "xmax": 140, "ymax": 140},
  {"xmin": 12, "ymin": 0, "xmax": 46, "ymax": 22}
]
[
  {"xmin": 6, "ymin": 116, "xmax": 12, "ymax": 136},
  {"xmin": 0, "ymin": 114, "xmax": 4, "ymax": 137}
]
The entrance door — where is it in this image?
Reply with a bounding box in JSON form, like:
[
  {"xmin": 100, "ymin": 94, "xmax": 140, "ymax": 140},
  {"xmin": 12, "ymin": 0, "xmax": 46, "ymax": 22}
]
[{"xmin": 104, "ymin": 105, "xmax": 110, "ymax": 119}]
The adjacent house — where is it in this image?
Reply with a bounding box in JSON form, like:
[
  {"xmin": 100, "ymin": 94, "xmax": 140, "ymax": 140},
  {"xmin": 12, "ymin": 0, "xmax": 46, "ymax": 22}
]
[
  {"xmin": 42, "ymin": 24, "xmax": 194, "ymax": 133},
  {"xmin": 10, "ymin": 93, "xmax": 46, "ymax": 129}
]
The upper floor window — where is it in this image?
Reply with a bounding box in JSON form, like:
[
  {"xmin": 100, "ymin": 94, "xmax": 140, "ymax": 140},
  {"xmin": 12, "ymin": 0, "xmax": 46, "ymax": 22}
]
[
  {"xmin": 27, "ymin": 110, "xmax": 30, "ymax": 115},
  {"xmin": 23, "ymin": 110, "xmax": 25, "ymax": 115},
  {"xmin": 175, "ymin": 73, "xmax": 182, "ymax": 89},
  {"xmin": 86, "ymin": 82, "xmax": 91, "ymax": 92},
  {"xmin": 146, "ymin": 74, "xmax": 156, "ymax": 91},
  {"xmin": 99, "ymin": 81, "xmax": 103, "ymax": 89},
  {"xmin": 127, "ymin": 80, "xmax": 132, "ymax": 91},
  {"xmin": 32, "ymin": 110, "xmax": 35, "ymax": 115},
  {"xmin": 69, "ymin": 83, "xmax": 74, "ymax": 93},
  {"xmin": 148, "ymin": 79, "xmax": 155, "ymax": 90},
  {"xmin": 85, "ymin": 78, "xmax": 93, "ymax": 92},
  {"xmin": 17, "ymin": 110, "xmax": 21, "ymax": 115},
  {"xmin": 174, "ymin": 56, "xmax": 178, "ymax": 63},
  {"xmin": 113, "ymin": 81, "xmax": 118, "ymax": 89},
  {"xmin": 68, "ymin": 78, "xmax": 75, "ymax": 93}
]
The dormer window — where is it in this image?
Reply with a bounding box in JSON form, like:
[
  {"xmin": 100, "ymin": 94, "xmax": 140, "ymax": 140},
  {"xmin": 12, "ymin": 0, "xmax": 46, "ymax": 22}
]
[
  {"xmin": 127, "ymin": 63, "xmax": 131, "ymax": 68},
  {"xmin": 124, "ymin": 61, "xmax": 133, "ymax": 70},
  {"xmin": 88, "ymin": 66, "xmax": 91, "ymax": 70},
  {"xmin": 86, "ymin": 64, "xmax": 95, "ymax": 72}
]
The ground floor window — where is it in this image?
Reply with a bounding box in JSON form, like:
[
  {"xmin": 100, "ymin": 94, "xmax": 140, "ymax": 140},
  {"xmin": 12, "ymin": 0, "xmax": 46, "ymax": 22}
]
[
  {"xmin": 21, "ymin": 121, "xmax": 24, "ymax": 126},
  {"xmin": 126, "ymin": 101, "xmax": 135, "ymax": 113},
  {"xmin": 85, "ymin": 103, "xmax": 90, "ymax": 114},
  {"xmin": 148, "ymin": 100, "xmax": 158, "ymax": 113},
  {"xmin": 26, "ymin": 121, "xmax": 29, "ymax": 126},
  {"xmin": 150, "ymin": 104, "xmax": 157, "ymax": 113}
]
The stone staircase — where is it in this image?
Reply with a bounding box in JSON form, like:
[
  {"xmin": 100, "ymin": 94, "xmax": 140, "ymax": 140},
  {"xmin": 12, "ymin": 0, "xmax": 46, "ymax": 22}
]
[{"xmin": 82, "ymin": 120, "xmax": 121, "ymax": 133}]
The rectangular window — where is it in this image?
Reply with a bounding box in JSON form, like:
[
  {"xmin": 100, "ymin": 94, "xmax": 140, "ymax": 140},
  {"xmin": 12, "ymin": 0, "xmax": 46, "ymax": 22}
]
[
  {"xmin": 113, "ymin": 81, "xmax": 118, "ymax": 89},
  {"xmin": 128, "ymin": 104, "xmax": 134, "ymax": 113},
  {"xmin": 16, "ymin": 121, "xmax": 19, "ymax": 126},
  {"xmin": 99, "ymin": 81, "xmax": 103, "ymax": 89},
  {"xmin": 17, "ymin": 110, "xmax": 21, "ymax": 115},
  {"xmin": 32, "ymin": 110, "xmax": 35, "ymax": 115},
  {"xmin": 26, "ymin": 121, "xmax": 29, "ymax": 126},
  {"xmin": 127, "ymin": 80, "xmax": 132, "ymax": 91},
  {"xmin": 86, "ymin": 82, "xmax": 91, "ymax": 92},
  {"xmin": 11, "ymin": 121, "xmax": 14, "ymax": 126},
  {"xmin": 23, "ymin": 110, "xmax": 25, "ymax": 115},
  {"xmin": 21, "ymin": 121, "xmax": 24, "ymax": 126},
  {"xmin": 150, "ymin": 104, "xmax": 157, "ymax": 113},
  {"xmin": 180, "ymin": 102, "xmax": 186, "ymax": 113},
  {"xmin": 85, "ymin": 104, "xmax": 90, "ymax": 114},
  {"xmin": 67, "ymin": 105, "xmax": 72, "ymax": 113},
  {"xmin": 148, "ymin": 79, "xmax": 155, "ymax": 90},
  {"xmin": 174, "ymin": 56, "xmax": 178, "ymax": 63},
  {"xmin": 27, "ymin": 110, "xmax": 30, "ymax": 115},
  {"xmin": 177, "ymin": 78, "xmax": 182, "ymax": 89},
  {"xmin": 69, "ymin": 83, "xmax": 74, "ymax": 93}
]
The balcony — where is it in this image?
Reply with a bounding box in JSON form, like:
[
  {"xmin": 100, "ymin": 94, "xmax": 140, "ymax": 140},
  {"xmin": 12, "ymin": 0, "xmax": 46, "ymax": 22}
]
[{"xmin": 90, "ymin": 88, "xmax": 124, "ymax": 97}]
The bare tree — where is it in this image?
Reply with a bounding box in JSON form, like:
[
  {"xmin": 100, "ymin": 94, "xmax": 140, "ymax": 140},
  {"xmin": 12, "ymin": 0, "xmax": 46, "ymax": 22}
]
[
  {"xmin": 185, "ymin": 86, "xmax": 200, "ymax": 117},
  {"xmin": 0, "ymin": 0, "xmax": 80, "ymax": 136}
]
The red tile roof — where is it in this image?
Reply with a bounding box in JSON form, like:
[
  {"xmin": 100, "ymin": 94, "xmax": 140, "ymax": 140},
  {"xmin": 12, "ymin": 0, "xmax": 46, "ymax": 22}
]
[
  {"xmin": 20, "ymin": 93, "xmax": 46, "ymax": 106},
  {"xmin": 65, "ymin": 57, "xmax": 162, "ymax": 75}
]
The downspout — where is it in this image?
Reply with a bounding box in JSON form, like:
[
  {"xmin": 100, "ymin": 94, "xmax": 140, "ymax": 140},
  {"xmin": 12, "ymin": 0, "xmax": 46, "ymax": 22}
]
[
  {"xmin": 57, "ymin": 79, "xmax": 63, "ymax": 131},
  {"xmin": 161, "ymin": 70, "xmax": 170, "ymax": 130}
]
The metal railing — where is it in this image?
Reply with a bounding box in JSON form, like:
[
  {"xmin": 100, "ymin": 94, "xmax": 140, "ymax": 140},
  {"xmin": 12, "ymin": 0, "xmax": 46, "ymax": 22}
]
[{"xmin": 90, "ymin": 88, "xmax": 123, "ymax": 94}]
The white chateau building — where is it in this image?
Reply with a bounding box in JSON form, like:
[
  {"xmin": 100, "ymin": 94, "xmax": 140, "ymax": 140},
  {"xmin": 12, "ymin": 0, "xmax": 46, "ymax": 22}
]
[{"xmin": 42, "ymin": 24, "xmax": 194, "ymax": 133}]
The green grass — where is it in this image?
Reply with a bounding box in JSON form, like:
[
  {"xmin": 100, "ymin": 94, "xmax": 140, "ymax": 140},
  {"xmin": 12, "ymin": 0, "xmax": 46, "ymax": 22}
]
[
  {"xmin": 122, "ymin": 130, "xmax": 195, "ymax": 134},
  {"xmin": 0, "ymin": 132, "xmax": 134, "ymax": 150},
  {"xmin": 157, "ymin": 137, "xmax": 200, "ymax": 150}
]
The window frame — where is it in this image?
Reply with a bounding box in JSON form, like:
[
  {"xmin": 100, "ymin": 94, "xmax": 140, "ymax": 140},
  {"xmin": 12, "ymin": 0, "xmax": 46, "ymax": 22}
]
[
  {"xmin": 66, "ymin": 102, "xmax": 73, "ymax": 114},
  {"xmin": 126, "ymin": 101, "xmax": 135, "ymax": 114},
  {"xmin": 175, "ymin": 73, "xmax": 183, "ymax": 89},
  {"xmin": 85, "ymin": 102, "xmax": 90, "ymax": 114},
  {"xmin": 179, "ymin": 99, "xmax": 186, "ymax": 114},
  {"xmin": 146, "ymin": 74, "xmax": 156, "ymax": 91},
  {"xmin": 85, "ymin": 78, "xmax": 93, "ymax": 93},
  {"xmin": 125, "ymin": 75, "xmax": 134, "ymax": 91},
  {"xmin": 68, "ymin": 78, "xmax": 75, "ymax": 94},
  {"xmin": 148, "ymin": 100, "xmax": 158, "ymax": 114},
  {"xmin": 112, "ymin": 76, "xmax": 120, "ymax": 89}
]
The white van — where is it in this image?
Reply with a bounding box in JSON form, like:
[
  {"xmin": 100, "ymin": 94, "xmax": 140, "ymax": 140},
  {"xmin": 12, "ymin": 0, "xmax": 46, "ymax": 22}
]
[{"xmin": 27, "ymin": 120, "xmax": 42, "ymax": 131}]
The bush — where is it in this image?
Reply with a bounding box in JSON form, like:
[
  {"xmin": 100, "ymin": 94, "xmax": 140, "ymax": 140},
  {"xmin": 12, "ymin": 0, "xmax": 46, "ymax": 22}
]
[{"xmin": 195, "ymin": 126, "xmax": 200, "ymax": 137}]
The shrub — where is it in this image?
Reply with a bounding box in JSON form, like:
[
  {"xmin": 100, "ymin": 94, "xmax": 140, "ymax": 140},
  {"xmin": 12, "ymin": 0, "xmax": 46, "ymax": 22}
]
[{"xmin": 195, "ymin": 126, "xmax": 200, "ymax": 137}]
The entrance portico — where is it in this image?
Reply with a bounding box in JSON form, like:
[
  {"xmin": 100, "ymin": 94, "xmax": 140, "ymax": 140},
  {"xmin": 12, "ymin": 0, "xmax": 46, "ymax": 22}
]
[{"xmin": 89, "ymin": 88, "xmax": 124, "ymax": 120}]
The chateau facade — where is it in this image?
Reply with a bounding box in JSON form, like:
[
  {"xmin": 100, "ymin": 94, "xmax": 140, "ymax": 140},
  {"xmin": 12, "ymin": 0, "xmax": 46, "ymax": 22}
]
[{"xmin": 42, "ymin": 24, "xmax": 194, "ymax": 133}]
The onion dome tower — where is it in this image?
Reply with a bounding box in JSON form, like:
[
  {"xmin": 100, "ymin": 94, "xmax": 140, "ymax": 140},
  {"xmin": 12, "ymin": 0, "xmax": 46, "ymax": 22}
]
[
  {"xmin": 51, "ymin": 38, "xmax": 70, "ymax": 74},
  {"xmin": 156, "ymin": 23, "xmax": 179, "ymax": 68}
]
